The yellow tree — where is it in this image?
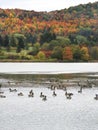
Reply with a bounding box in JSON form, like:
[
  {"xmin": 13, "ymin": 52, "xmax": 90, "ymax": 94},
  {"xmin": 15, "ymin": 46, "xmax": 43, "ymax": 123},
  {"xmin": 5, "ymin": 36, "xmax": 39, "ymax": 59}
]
[{"xmin": 81, "ymin": 46, "xmax": 89, "ymax": 61}]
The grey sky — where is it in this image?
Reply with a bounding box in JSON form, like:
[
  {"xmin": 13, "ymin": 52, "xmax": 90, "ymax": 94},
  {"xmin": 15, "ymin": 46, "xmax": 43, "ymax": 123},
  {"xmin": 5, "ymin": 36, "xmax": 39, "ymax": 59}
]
[{"xmin": 0, "ymin": 0, "xmax": 97, "ymax": 11}]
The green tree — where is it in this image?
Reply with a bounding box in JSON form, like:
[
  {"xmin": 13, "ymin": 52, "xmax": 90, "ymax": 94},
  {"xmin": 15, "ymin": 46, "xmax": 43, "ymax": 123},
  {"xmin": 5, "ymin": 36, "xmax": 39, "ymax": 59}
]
[
  {"xmin": 28, "ymin": 43, "xmax": 40, "ymax": 56},
  {"xmin": 76, "ymin": 35, "xmax": 88, "ymax": 45},
  {"xmin": 51, "ymin": 46, "xmax": 63, "ymax": 60},
  {"xmin": 14, "ymin": 34, "xmax": 26, "ymax": 53},
  {"xmin": 41, "ymin": 43, "xmax": 49, "ymax": 51},
  {"xmin": 9, "ymin": 34, "xmax": 17, "ymax": 47},
  {"xmin": 72, "ymin": 46, "xmax": 83, "ymax": 61},
  {"xmin": 48, "ymin": 40, "xmax": 59, "ymax": 50},
  {"xmin": 0, "ymin": 35, "xmax": 3, "ymax": 48},
  {"xmin": 57, "ymin": 36, "xmax": 71, "ymax": 47},
  {"xmin": 90, "ymin": 46, "xmax": 98, "ymax": 60},
  {"xmin": 3, "ymin": 35, "xmax": 10, "ymax": 52},
  {"xmin": 40, "ymin": 27, "xmax": 56, "ymax": 44}
]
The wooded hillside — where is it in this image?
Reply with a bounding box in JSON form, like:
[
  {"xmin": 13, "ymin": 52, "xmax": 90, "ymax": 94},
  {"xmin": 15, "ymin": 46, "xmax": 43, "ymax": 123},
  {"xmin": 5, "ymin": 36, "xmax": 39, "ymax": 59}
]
[{"xmin": 0, "ymin": 2, "xmax": 98, "ymax": 61}]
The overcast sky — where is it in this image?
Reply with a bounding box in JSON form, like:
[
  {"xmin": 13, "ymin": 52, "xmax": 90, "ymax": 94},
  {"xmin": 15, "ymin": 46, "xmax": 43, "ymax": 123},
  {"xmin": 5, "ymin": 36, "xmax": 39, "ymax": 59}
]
[{"xmin": 0, "ymin": 0, "xmax": 97, "ymax": 12}]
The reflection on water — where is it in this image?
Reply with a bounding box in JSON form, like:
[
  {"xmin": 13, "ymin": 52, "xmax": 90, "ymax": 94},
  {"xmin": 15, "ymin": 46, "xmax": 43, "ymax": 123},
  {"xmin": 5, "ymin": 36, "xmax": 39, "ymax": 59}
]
[{"xmin": 0, "ymin": 83, "xmax": 98, "ymax": 130}]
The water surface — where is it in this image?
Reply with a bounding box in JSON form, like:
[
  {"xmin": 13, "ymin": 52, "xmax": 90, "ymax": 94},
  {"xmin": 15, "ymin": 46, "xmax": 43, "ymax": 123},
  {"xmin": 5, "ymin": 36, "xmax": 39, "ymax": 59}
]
[
  {"xmin": 0, "ymin": 86, "xmax": 98, "ymax": 130},
  {"xmin": 0, "ymin": 63, "xmax": 98, "ymax": 74}
]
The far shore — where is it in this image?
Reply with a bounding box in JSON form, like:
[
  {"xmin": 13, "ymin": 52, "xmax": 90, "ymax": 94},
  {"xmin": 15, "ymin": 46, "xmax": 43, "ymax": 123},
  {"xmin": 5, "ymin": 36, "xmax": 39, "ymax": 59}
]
[{"xmin": 0, "ymin": 72, "xmax": 98, "ymax": 88}]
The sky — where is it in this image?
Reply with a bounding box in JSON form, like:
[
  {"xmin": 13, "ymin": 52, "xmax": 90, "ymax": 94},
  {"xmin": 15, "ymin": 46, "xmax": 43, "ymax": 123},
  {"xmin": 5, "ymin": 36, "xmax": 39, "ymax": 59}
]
[{"xmin": 0, "ymin": 0, "xmax": 97, "ymax": 12}]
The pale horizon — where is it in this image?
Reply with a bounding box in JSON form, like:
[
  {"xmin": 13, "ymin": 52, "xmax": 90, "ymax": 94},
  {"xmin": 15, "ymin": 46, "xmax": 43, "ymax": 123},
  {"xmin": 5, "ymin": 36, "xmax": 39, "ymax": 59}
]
[{"xmin": 0, "ymin": 0, "xmax": 97, "ymax": 12}]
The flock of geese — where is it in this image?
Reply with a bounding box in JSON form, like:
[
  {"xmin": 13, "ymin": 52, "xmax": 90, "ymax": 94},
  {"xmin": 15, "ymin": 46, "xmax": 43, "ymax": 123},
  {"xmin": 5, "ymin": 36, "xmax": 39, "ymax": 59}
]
[{"xmin": 0, "ymin": 80, "xmax": 98, "ymax": 101}]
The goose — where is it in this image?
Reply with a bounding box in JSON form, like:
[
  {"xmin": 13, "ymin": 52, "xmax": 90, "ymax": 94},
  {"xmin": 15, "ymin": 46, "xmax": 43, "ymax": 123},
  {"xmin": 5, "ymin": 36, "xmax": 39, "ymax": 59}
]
[
  {"xmin": 40, "ymin": 92, "xmax": 44, "ymax": 98},
  {"xmin": 0, "ymin": 95, "xmax": 6, "ymax": 98},
  {"xmin": 42, "ymin": 96, "xmax": 47, "ymax": 101},
  {"xmin": 18, "ymin": 92, "xmax": 24, "ymax": 96},
  {"xmin": 28, "ymin": 92, "xmax": 34, "ymax": 97},
  {"xmin": 9, "ymin": 88, "xmax": 17, "ymax": 92},
  {"xmin": 66, "ymin": 95, "xmax": 72, "ymax": 99},
  {"xmin": 78, "ymin": 87, "xmax": 82, "ymax": 93},
  {"xmin": 65, "ymin": 91, "xmax": 73, "ymax": 96},
  {"xmin": 0, "ymin": 91, "xmax": 4, "ymax": 94},
  {"xmin": 52, "ymin": 91, "xmax": 57, "ymax": 96},
  {"xmin": 94, "ymin": 94, "xmax": 98, "ymax": 100},
  {"xmin": 29, "ymin": 89, "xmax": 33, "ymax": 94}
]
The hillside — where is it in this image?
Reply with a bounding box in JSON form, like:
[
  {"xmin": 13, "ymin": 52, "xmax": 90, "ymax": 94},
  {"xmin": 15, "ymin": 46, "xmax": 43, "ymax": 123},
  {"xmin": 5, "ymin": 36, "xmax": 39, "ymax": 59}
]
[{"xmin": 0, "ymin": 2, "xmax": 98, "ymax": 62}]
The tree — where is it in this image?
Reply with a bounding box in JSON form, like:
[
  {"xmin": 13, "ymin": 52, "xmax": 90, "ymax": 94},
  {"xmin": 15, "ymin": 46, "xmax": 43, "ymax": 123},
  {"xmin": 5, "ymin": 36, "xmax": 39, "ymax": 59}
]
[
  {"xmin": 63, "ymin": 46, "xmax": 73, "ymax": 61},
  {"xmin": 90, "ymin": 46, "xmax": 98, "ymax": 60},
  {"xmin": 40, "ymin": 27, "xmax": 56, "ymax": 44},
  {"xmin": 37, "ymin": 51, "xmax": 46, "ymax": 60},
  {"xmin": 3, "ymin": 35, "xmax": 10, "ymax": 52},
  {"xmin": 51, "ymin": 46, "xmax": 63, "ymax": 60},
  {"xmin": 57, "ymin": 36, "xmax": 71, "ymax": 47},
  {"xmin": 14, "ymin": 34, "xmax": 26, "ymax": 53},
  {"xmin": 0, "ymin": 35, "xmax": 3, "ymax": 48},
  {"xmin": 25, "ymin": 33, "xmax": 37, "ymax": 44},
  {"xmin": 28, "ymin": 43, "xmax": 40, "ymax": 56},
  {"xmin": 41, "ymin": 43, "xmax": 49, "ymax": 51},
  {"xmin": 76, "ymin": 35, "xmax": 88, "ymax": 45},
  {"xmin": 72, "ymin": 45, "xmax": 83, "ymax": 61},
  {"xmin": 81, "ymin": 46, "xmax": 89, "ymax": 61},
  {"xmin": 9, "ymin": 34, "xmax": 17, "ymax": 47},
  {"xmin": 48, "ymin": 40, "xmax": 59, "ymax": 50}
]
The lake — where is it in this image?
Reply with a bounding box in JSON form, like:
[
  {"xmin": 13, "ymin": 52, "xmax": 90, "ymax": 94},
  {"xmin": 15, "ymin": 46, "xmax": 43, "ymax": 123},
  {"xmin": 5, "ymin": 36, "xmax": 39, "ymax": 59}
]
[
  {"xmin": 0, "ymin": 62, "xmax": 98, "ymax": 74},
  {"xmin": 0, "ymin": 85, "xmax": 98, "ymax": 130},
  {"xmin": 0, "ymin": 63, "xmax": 98, "ymax": 130}
]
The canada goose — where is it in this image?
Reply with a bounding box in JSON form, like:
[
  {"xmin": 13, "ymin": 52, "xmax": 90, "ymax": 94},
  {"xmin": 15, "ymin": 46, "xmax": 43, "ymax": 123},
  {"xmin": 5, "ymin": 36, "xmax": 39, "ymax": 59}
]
[
  {"xmin": 18, "ymin": 92, "xmax": 24, "ymax": 96},
  {"xmin": 94, "ymin": 94, "xmax": 98, "ymax": 100},
  {"xmin": 42, "ymin": 96, "xmax": 47, "ymax": 101},
  {"xmin": 52, "ymin": 91, "xmax": 57, "ymax": 96},
  {"xmin": 0, "ymin": 91, "xmax": 4, "ymax": 94},
  {"xmin": 78, "ymin": 87, "xmax": 82, "ymax": 93},
  {"xmin": 0, "ymin": 95, "xmax": 6, "ymax": 98},
  {"xmin": 28, "ymin": 94, "xmax": 34, "ymax": 97},
  {"xmin": 65, "ymin": 91, "xmax": 73, "ymax": 96},
  {"xmin": 40, "ymin": 92, "xmax": 44, "ymax": 97},
  {"xmin": 29, "ymin": 90, "xmax": 33, "ymax": 94},
  {"xmin": 9, "ymin": 88, "xmax": 17, "ymax": 92},
  {"xmin": 28, "ymin": 92, "xmax": 34, "ymax": 97},
  {"xmin": 66, "ymin": 95, "xmax": 72, "ymax": 99}
]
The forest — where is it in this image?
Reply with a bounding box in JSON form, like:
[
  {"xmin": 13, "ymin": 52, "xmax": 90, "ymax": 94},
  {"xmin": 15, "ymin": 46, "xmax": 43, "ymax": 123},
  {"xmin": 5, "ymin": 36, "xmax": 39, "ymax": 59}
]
[{"xmin": 0, "ymin": 2, "xmax": 98, "ymax": 62}]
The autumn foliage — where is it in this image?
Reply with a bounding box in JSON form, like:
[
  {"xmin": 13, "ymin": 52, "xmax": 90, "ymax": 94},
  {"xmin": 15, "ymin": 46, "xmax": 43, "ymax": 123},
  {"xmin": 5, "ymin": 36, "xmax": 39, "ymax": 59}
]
[{"xmin": 0, "ymin": 2, "xmax": 98, "ymax": 61}]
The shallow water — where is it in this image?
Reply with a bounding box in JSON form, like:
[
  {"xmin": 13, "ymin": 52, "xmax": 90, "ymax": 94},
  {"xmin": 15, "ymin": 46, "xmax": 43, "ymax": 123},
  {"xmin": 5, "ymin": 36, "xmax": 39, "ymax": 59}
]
[{"xmin": 0, "ymin": 85, "xmax": 98, "ymax": 130}]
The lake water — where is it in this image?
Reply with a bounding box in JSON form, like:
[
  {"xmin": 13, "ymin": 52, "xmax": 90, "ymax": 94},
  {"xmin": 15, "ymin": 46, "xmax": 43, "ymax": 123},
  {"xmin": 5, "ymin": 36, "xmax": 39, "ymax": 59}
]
[
  {"xmin": 0, "ymin": 62, "xmax": 98, "ymax": 74},
  {"xmin": 0, "ymin": 85, "xmax": 98, "ymax": 130},
  {"xmin": 0, "ymin": 63, "xmax": 98, "ymax": 130}
]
